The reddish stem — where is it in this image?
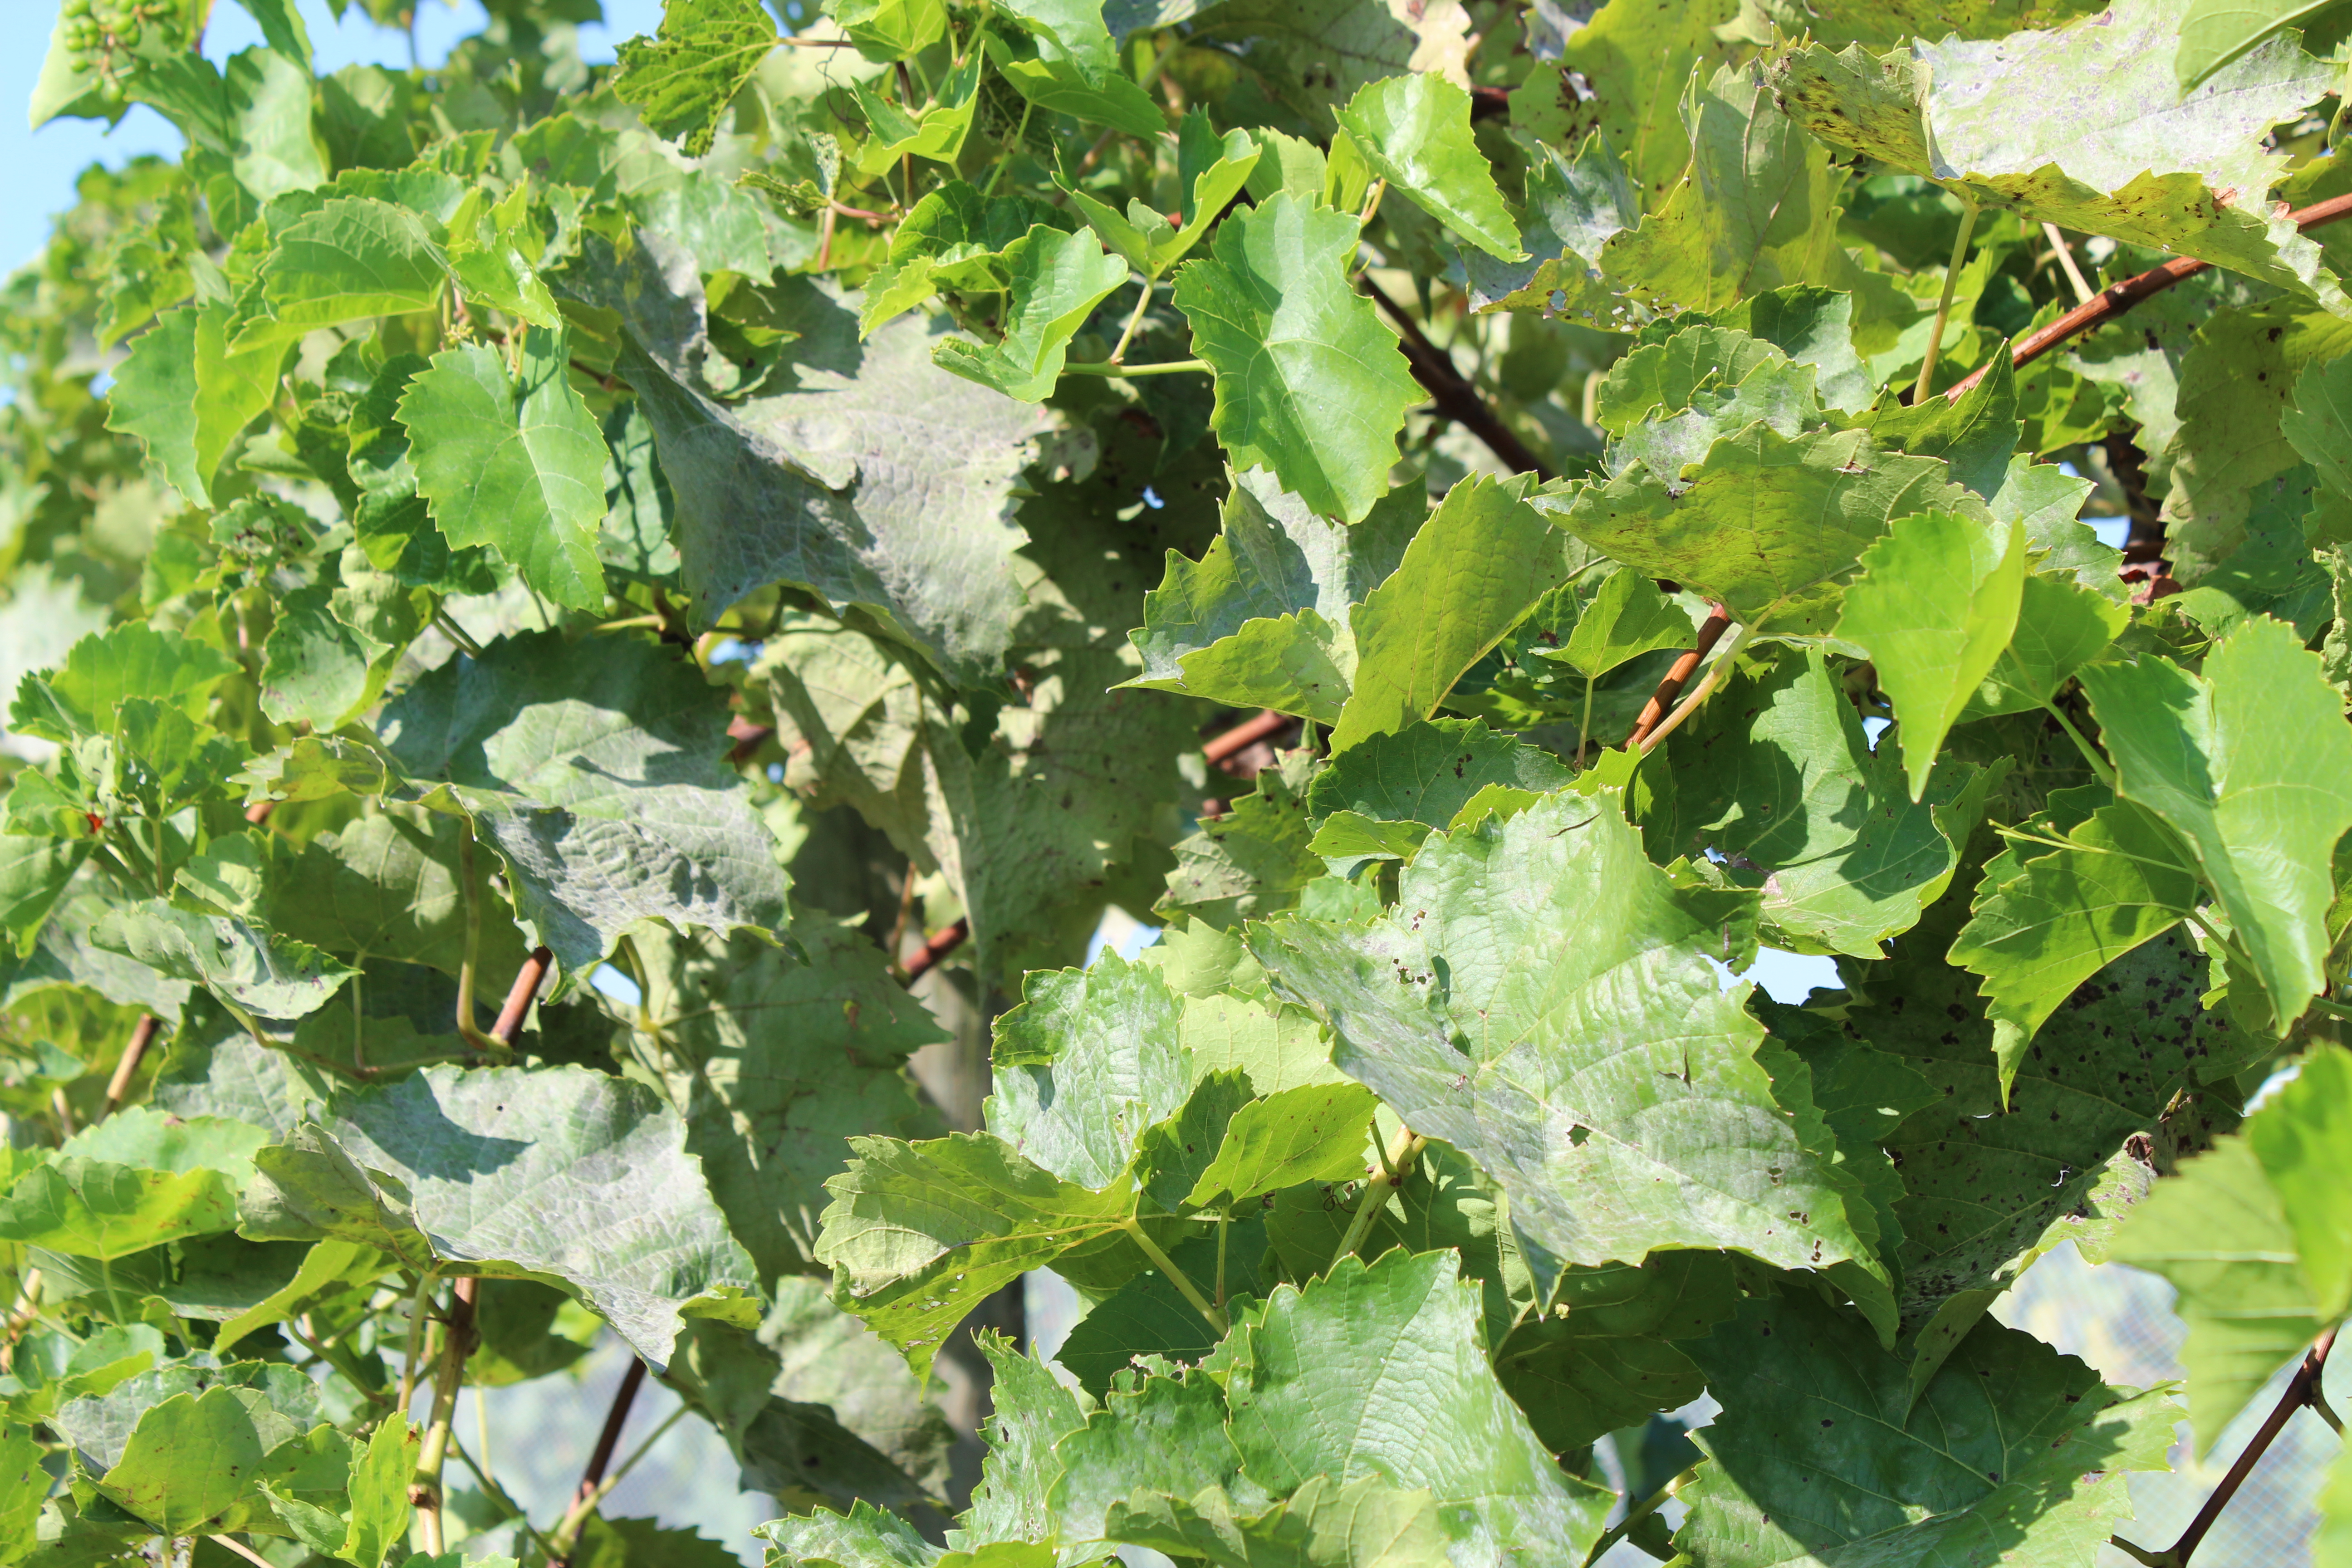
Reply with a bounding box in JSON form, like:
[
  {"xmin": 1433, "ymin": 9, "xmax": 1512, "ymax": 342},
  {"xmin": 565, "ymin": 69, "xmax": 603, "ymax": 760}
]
[
  {"xmin": 1202, "ymin": 708, "xmax": 1297, "ymax": 768},
  {"xmin": 903, "ymin": 918, "xmax": 970, "ymax": 982},
  {"xmin": 1626, "ymin": 605, "xmax": 1733, "ymax": 750},
  {"xmin": 491, "ymin": 948, "xmax": 553, "ymax": 1044},
  {"xmin": 103, "ymin": 1015, "xmax": 158, "ymax": 1116},
  {"xmin": 1945, "ymin": 191, "xmax": 2352, "ymax": 401}
]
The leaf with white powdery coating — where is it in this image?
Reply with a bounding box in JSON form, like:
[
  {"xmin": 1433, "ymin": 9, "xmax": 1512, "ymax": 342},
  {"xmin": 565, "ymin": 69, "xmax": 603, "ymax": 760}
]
[
  {"xmin": 277, "ymin": 1064, "xmax": 756, "ymax": 1366},
  {"xmin": 1175, "ymin": 194, "xmax": 1421, "ymax": 525},
  {"xmin": 396, "ymin": 325, "xmax": 608, "ymax": 611},
  {"xmin": 1250, "ymin": 793, "xmax": 1890, "ymax": 1318},
  {"xmin": 2080, "ymin": 617, "xmax": 2352, "ymax": 1033},
  {"xmin": 377, "ymin": 630, "xmax": 790, "ymax": 981}
]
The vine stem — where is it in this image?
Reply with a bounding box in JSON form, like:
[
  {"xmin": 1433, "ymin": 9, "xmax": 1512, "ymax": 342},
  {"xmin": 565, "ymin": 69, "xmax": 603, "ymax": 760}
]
[
  {"xmin": 1915, "ymin": 197, "xmax": 1979, "ymax": 403},
  {"xmin": 1582, "ymin": 1463, "xmax": 1700, "ymax": 1567},
  {"xmin": 2112, "ymin": 1325, "xmax": 2339, "ymax": 1568},
  {"xmin": 397, "ymin": 1269, "xmax": 437, "ymax": 1411},
  {"xmin": 2038, "ymin": 698, "xmax": 2117, "ymax": 789},
  {"xmin": 102, "ymin": 1014, "xmax": 157, "ymax": 1119},
  {"xmin": 547, "ymin": 1356, "xmax": 652, "ymax": 1566},
  {"xmin": 1329, "ymin": 1125, "xmax": 1426, "ymax": 1273},
  {"xmin": 1063, "ymin": 358, "xmax": 1209, "ymax": 377},
  {"xmin": 902, "ymin": 917, "xmax": 970, "ymax": 982},
  {"xmin": 1122, "ymin": 1218, "xmax": 1228, "ymax": 1334},
  {"xmin": 410, "ymin": 1276, "xmax": 479, "ymax": 1556},
  {"xmin": 1361, "ymin": 277, "xmax": 1555, "ymax": 481},
  {"xmin": 1627, "ymin": 606, "xmax": 1733, "ymax": 750},
  {"xmin": 1945, "ymin": 189, "xmax": 2352, "ymax": 400},
  {"xmin": 1639, "ymin": 620, "xmax": 1757, "ymax": 756},
  {"xmin": 1107, "ymin": 279, "xmax": 1157, "ymax": 365},
  {"xmin": 205, "ymin": 1537, "xmax": 273, "ymax": 1568},
  {"xmin": 2042, "ymin": 222, "xmax": 2094, "ymax": 305}
]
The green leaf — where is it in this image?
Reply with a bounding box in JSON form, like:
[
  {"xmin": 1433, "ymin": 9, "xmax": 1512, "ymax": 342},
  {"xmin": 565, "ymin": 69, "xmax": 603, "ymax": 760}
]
[
  {"xmin": 10, "ymin": 622, "xmax": 238, "ymax": 745},
  {"xmin": 377, "ymin": 630, "xmax": 790, "ymax": 979},
  {"xmin": 0, "ymin": 836, "xmax": 88, "ymax": 956},
  {"xmin": 848, "ymin": 57, "xmax": 982, "ymax": 176},
  {"xmin": 1304, "ymin": 718, "xmax": 1572, "ymax": 829},
  {"xmin": 1772, "ymin": 6, "xmax": 2347, "ymax": 305},
  {"xmin": 395, "ymin": 327, "xmax": 608, "ymax": 612},
  {"xmin": 1464, "ymin": 132, "xmax": 1639, "ymax": 320},
  {"xmin": 629, "ymin": 918, "xmax": 946, "ymax": 1283},
  {"xmin": 0, "ymin": 1157, "xmax": 239, "ymax": 1260},
  {"xmin": 1160, "ymin": 760, "xmax": 1325, "ymax": 931},
  {"xmin": 1491, "ymin": 1254, "xmax": 1744, "ymax": 1452},
  {"xmin": 1329, "ymin": 474, "xmax": 1572, "ymax": 751},
  {"xmin": 106, "ymin": 309, "xmax": 209, "ymax": 506},
  {"xmin": 1182, "ymin": 1081, "xmax": 1378, "ymax": 1207},
  {"xmin": 1653, "ymin": 651, "xmax": 1997, "ymax": 958},
  {"xmin": 987, "ymin": 952, "xmax": 1192, "ymax": 1190},
  {"xmin": 612, "ymin": 0, "xmax": 779, "ymax": 157},
  {"xmin": 1188, "ymin": 0, "xmax": 1426, "ymax": 128},
  {"xmin": 1541, "ymin": 424, "xmax": 1980, "ymax": 619},
  {"xmin": 1108, "ymin": 1471, "xmax": 1449, "ymax": 1568},
  {"xmin": 933, "ymin": 225, "xmax": 1129, "ymax": 402},
  {"xmin": 1834, "ymin": 510, "xmax": 2026, "ymax": 799},
  {"xmin": 1676, "ymin": 1292, "xmax": 2178, "ymax": 1568},
  {"xmin": 1963, "ymin": 571, "xmax": 2132, "ymax": 720},
  {"xmin": 1229, "ymin": 1250, "xmax": 1612, "ymax": 1562},
  {"xmin": 1251, "ymin": 794, "xmax": 1889, "ymax": 1310},
  {"xmin": 1125, "ymin": 466, "xmax": 1424, "ymax": 721},
  {"xmin": 1174, "ymin": 193, "xmax": 1421, "ymax": 525},
  {"xmin": 954, "ymin": 1333, "xmax": 1090, "ymax": 1548},
  {"xmin": 816, "ymin": 1131, "xmax": 1139, "ymax": 1369},
  {"xmin": 94, "ymin": 1386, "xmax": 279, "ymax": 1533},
  {"xmin": 2176, "ymin": 0, "xmax": 2350, "ymax": 88},
  {"xmin": 834, "ymin": 0, "xmax": 946, "ymax": 58},
  {"xmin": 1603, "ymin": 61, "xmax": 1848, "ymax": 315},
  {"xmin": 91, "ymin": 900, "xmax": 358, "ymax": 1021},
  {"xmin": 0, "ymin": 1428, "xmax": 43, "ymax": 1563},
  {"xmin": 252, "ymin": 1064, "xmax": 758, "ymax": 1364},
  {"xmin": 1837, "ymin": 898, "xmax": 2266, "ymax": 1380},
  {"xmin": 2080, "ymin": 618, "xmax": 2352, "ymax": 1032},
  {"xmin": 2111, "ymin": 1046, "xmax": 2352, "ymax": 1448},
  {"xmin": 603, "ymin": 253, "xmax": 1051, "ymax": 682},
  {"xmin": 1950, "ymin": 802, "xmax": 2203, "ymax": 1098},
  {"xmin": 250, "ymin": 197, "xmax": 449, "ymax": 342},
  {"xmin": 338, "ymin": 1410, "xmax": 413, "ymax": 1568},
  {"xmin": 1334, "ymin": 74, "xmax": 1519, "ymax": 260},
  {"xmin": 988, "ymin": 0, "xmax": 1167, "ymax": 138},
  {"xmin": 1052, "ymin": 1366, "xmax": 1244, "ymax": 1552}
]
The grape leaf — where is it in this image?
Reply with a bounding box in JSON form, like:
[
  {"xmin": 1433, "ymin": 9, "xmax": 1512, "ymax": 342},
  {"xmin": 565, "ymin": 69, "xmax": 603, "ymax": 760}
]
[
  {"xmin": 91, "ymin": 901, "xmax": 357, "ymax": 1022},
  {"xmin": 1675, "ymin": 1291, "xmax": 2177, "ymax": 1568},
  {"xmin": 1602, "ymin": 63, "xmax": 1847, "ymax": 316},
  {"xmin": 2080, "ymin": 617, "xmax": 2352, "ymax": 1032},
  {"xmin": 1963, "ymin": 572, "xmax": 2132, "ymax": 719},
  {"xmin": 1125, "ymin": 467, "xmax": 1424, "ymax": 721},
  {"xmin": 2111, "ymin": 1047, "xmax": 2352, "ymax": 1449},
  {"xmin": 612, "ymin": 0, "xmax": 779, "ymax": 157},
  {"xmin": 987, "ymin": 952, "xmax": 1193, "ymax": 1190},
  {"xmin": 1328, "ymin": 473, "xmax": 1573, "ymax": 752},
  {"xmin": 816, "ymin": 1131, "xmax": 1141, "ymax": 1369},
  {"xmin": 377, "ymin": 630, "xmax": 790, "ymax": 980},
  {"xmin": 1109, "ymin": 1471, "xmax": 1449, "ymax": 1568},
  {"xmin": 1305, "ymin": 717, "xmax": 1573, "ymax": 830},
  {"xmin": 1950, "ymin": 802, "xmax": 2203, "ymax": 1097},
  {"xmin": 630, "ymin": 919, "xmax": 946, "ymax": 1286},
  {"xmin": 255, "ymin": 1064, "xmax": 759, "ymax": 1366},
  {"xmin": 1464, "ymin": 132, "xmax": 1639, "ymax": 320},
  {"xmin": 933, "ymin": 225, "xmax": 1129, "ymax": 402},
  {"xmin": 1334, "ymin": 74, "xmax": 1520, "ymax": 260},
  {"xmin": 1174, "ymin": 194, "xmax": 1421, "ymax": 525},
  {"xmin": 1251, "ymin": 793, "xmax": 1890, "ymax": 1312},
  {"xmin": 1228, "ymin": 1249, "xmax": 1613, "ymax": 1562},
  {"xmin": 395, "ymin": 326, "xmax": 608, "ymax": 612},
  {"xmin": 0, "ymin": 1157, "xmax": 239, "ymax": 1261},
  {"xmin": 251, "ymin": 197, "xmax": 449, "ymax": 340},
  {"xmin": 1773, "ymin": 5, "xmax": 2347, "ymax": 304},
  {"xmin": 1834, "ymin": 510, "xmax": 2026, "ymax": 799},
  {"xmin": 1541, "ymin": 424, "xmax": 1978, "ymax": 618}
]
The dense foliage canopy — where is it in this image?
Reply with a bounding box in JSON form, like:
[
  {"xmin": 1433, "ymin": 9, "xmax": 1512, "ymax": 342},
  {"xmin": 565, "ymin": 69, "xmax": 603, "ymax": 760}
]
[{"xmin": 1, "ymin": 0, "xmax": 2349, "ymax": 1564}]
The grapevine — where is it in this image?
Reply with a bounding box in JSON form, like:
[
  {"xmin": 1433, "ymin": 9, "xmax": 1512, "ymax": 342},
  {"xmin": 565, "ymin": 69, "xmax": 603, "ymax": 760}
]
[{"xmin": 0, "ymin": 0, "xmax": 2348, "ymax": 1566}]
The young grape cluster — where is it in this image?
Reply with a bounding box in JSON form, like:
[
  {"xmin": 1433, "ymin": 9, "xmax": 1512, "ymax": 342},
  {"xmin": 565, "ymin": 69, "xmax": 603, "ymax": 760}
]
[{"xmin": 58, "ymin": 0, "xmax": 176, "ymax": 108}]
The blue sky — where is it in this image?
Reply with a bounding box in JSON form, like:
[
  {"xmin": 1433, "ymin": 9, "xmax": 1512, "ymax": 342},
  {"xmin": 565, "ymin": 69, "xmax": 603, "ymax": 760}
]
[{"xmin": 1, "ymin": 0, "xmax": 668, "ymax": 273}]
